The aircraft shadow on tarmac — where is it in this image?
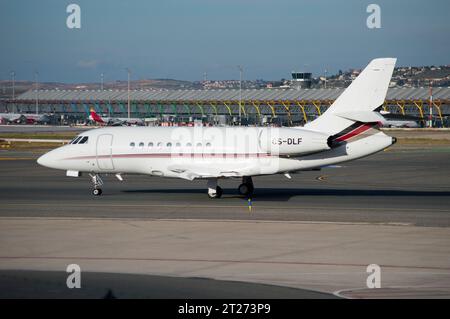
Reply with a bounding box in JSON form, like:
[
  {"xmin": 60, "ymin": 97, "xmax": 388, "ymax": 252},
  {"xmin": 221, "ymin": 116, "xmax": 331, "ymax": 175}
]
[{"xmin": 122, "ymin": 188, "xmax": 450, "ymax": 202}]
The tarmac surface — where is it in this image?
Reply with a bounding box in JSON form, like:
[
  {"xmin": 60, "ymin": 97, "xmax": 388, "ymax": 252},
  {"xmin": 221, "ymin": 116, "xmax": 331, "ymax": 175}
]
[
  {"xmin": 0, "ymin": 142, "xmax": 450, "ymax": 298},
  {"xmin": 0, "ymin": 145, "xmax": 449, "ymax": 226}
]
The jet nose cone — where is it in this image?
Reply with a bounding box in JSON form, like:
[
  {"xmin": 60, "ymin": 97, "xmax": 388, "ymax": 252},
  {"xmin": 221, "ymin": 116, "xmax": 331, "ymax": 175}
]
[
  {"xmin": 37, "ymin": 153, "xmax": 49, "ymax": 167},
  {"xmin": 37, "ymin": 151, "xmax": 56, "ymax": 168}
]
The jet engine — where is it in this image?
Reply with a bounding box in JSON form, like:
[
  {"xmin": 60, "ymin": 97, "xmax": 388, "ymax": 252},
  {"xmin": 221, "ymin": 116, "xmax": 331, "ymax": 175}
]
[{"xmin": 258, "ymin": 128, "xmax": 331, "ymax": 156}]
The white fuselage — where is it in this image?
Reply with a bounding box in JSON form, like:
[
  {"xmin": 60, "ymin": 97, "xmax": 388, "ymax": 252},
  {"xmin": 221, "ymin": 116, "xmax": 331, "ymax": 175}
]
[{"xmin": 37, "ymin": 126, "xmax": 394, "ymax": 179}]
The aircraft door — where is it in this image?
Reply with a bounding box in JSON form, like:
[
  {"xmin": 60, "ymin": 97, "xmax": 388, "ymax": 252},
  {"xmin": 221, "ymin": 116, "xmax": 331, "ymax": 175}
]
[{"xmin": 96, "ymin": 134, "xmax": 114, "ymax": 170}]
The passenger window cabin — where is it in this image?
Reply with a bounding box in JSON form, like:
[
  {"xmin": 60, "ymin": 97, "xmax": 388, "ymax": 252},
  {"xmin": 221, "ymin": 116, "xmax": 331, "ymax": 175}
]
[{"xmin": 125, "ymin": 141, "xmax": 219, "ymax": 151}]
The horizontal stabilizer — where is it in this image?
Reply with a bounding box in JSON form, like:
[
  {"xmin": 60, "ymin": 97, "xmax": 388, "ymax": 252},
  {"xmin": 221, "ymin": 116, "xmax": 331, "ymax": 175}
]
[{"xmin": 335, "ymin": 111, "xmax": 386, "ymax": 124}]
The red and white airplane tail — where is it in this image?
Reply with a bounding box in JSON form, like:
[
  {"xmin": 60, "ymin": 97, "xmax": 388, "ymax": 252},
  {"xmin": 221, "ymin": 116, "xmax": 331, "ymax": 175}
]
[
  {"xmin": 303, "ymin": 58, "xmax": 396, "ymax": 146},
  {"xmin": 304, "ymin": 58, "xmax": 396, "ymax": 135},
  {"xmin": 89, "ymin": 109, "xmax": 106, "ymax": 125}
]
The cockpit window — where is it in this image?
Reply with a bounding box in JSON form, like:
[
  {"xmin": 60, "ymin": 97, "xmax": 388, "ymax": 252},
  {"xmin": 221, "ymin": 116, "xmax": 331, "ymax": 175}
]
[
  {"xmin": 71, "ymin": 136, "xmax": 83, "ymax": 144},
  {"xmin": 78, "ymin": 136, "xmax": 89, "ymax": 144}
]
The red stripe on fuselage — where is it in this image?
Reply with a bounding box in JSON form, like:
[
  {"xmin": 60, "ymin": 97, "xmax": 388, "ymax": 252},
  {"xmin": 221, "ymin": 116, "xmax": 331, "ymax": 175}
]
[
  {"xmin": 65, "ymin": 153, "xmax": 274, "ymax": 160},
  {"xmin": 335, "ymin": 123, "xmax": 373, "ymax": 142}
]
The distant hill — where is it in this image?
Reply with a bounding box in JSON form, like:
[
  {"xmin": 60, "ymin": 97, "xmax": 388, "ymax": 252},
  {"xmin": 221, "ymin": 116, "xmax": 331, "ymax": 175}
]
[{"xmin": 0, "ymin": 65, "xmax": 449, "ymax": 100}]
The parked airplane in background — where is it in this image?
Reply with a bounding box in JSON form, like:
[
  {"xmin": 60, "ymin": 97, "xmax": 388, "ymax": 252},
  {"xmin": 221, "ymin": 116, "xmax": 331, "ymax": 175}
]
[
  {"xmin": 0, "ymin": 113, "xmax": 22, "ymax": 123},
  {"xmin": 89, "ymin": 109, "xmax": 144, "ymax": 126},
  {"xmin": 379, "ymin": 111, "xmax": 420, "ymax": 128},
  {"xmin": 0, "ymin": 112, "xmax": 49, "ymax": 124},
  {"xmin": 38, "ymin": 58, "xmax": 397, "ymax": 198}
]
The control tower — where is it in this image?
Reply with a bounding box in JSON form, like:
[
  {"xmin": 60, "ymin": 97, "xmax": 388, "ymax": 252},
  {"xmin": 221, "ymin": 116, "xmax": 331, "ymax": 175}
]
[{"xmin": 290, "ymin": 72, "xmax": 312, "ymax": 89}]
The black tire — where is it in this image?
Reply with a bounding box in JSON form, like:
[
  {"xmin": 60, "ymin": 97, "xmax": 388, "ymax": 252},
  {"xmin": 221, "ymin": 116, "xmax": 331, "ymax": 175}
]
[
  {"xmin": 92, "ymin": 188, "xmax": 102, "ymax": 196},
  {"xmin": 238, "ymin": 183, "xmax": 254, "ymax": 196},
  {"xmin": 216, "ymin": 186, "xmax": 223, "ymax": 198}
]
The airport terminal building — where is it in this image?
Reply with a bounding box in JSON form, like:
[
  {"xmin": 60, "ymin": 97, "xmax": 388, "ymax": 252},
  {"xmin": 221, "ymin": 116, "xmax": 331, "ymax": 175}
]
[{"xmin": 3, "ymin": 87, "xmax": 450, "ymax": 126}]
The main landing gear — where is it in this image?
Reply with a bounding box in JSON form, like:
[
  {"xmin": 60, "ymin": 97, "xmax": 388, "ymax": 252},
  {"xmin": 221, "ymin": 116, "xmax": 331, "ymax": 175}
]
[
  {"xmin": 238, "ymin": 176, "xmax": 254, "ymax": 196},
  {"xmin": 206, "ymin": 176, "xmax": 254, "ymax": 199},
  {"xmin": 90, "ymin": 173, "xmax": 104, "ymax": 196}
]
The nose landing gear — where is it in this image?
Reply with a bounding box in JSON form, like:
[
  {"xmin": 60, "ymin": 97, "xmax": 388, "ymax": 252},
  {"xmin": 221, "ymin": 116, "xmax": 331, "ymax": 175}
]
[{"xmin": 89, "ymin": 173, "xmax": 104, "ymax": 196}]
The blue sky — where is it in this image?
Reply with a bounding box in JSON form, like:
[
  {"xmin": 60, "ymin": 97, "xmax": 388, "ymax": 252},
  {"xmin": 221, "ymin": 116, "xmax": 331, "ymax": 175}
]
[{"xmin": 1, "ymin": 0, "xmax": 449, "ymax": 82}]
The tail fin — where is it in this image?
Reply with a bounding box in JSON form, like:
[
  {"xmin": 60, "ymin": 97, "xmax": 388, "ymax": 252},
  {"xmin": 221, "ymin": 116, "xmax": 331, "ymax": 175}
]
[
  {"xmin": 90, "ymin": 108, "xmax": 105, "ymax": 124},
  {"xmin": 304, "ymin": 58, "xmax": 396, "ymax": 135}
]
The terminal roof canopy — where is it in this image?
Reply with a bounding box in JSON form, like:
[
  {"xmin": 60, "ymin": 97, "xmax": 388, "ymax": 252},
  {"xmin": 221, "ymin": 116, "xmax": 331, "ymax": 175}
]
[{"xmin": 15, "ymin": 87, "xmax": 450, "ymax": 102}]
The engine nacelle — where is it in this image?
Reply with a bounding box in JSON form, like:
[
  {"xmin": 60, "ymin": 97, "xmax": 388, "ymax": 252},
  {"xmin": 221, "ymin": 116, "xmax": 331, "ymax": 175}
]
[{"xmin": 258, "ymin": 128, "xmax": 330, "ymax": 155}]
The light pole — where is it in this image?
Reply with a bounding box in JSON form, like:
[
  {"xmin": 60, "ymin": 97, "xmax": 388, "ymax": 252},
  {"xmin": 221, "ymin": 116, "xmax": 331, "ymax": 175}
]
[
  {"xmin": 324, "ymin": 69, "xmax": 327, "ymax": 89},
  {"xmin": 101, "ymin": 73, "xmax": 104, "ymax": 91},
  {"xmin": 10, "ymin": 71, "xmax": 15, "ymax": 113},
  {"xmin": 126, "ymin": 68, "xmax": 131, "ymax": 119},
  {"xmin": 238, "ymin": 65, "xmax": 243, "ymax": 125},
  {"xmin": 429, "ymin": 81, "xmax": 433, "ymax": 128},
  {"xmin": 34, "ymin": 71, "xmax": 39, "ymax": 115}
]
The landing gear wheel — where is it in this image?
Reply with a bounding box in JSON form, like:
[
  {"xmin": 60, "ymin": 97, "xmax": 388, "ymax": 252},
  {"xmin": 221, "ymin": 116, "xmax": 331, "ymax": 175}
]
[
  {"xmin": 92, "ymin": 188, "xmax": 102, "ymax": 196},
  {"xmin": 238, "ymin": 183, "xmax": 254, "ymax": 196},
  {"xmin": 216, "ymin": 186, "xmax": 223, "ymax": 198},
  {"xmin": 208, "ymin": 186, "xmax": 223, "ymax": 199},
  {"xmin": 89, "ymin": 174, "xmax": 104, "ymax": 196}
]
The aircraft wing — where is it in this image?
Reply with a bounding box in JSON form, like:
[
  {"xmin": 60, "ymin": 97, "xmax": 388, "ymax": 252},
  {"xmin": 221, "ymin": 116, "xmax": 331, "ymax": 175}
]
[{"xmin": 167, "ymin": 162, "xmax": 257, "ymax": 180}]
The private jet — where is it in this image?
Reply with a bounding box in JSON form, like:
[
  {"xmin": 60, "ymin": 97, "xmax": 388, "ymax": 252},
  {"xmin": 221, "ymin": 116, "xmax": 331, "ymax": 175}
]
[
  {"xmin": 38, "ymin": 58, "xmax": 397, "ymax": 198},
  {"xmin": 380, "ymin": 111, "xmax": 420, "ymax": 128}
]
